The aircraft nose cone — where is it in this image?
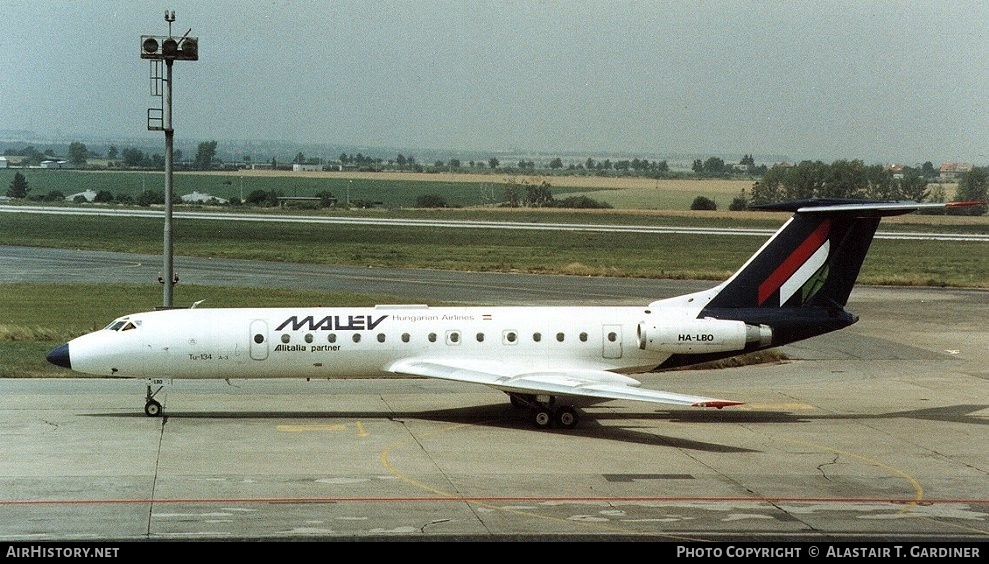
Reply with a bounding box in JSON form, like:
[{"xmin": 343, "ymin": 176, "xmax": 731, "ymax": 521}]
[{"xmin": 47, "ymin": 343, "xmax": 71, "ymax": 369}]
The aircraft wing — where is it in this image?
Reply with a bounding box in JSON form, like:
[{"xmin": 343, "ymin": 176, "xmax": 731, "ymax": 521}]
[{"xmin": 388, "ymin": 359, "xmax": 741, "ymax": 408}]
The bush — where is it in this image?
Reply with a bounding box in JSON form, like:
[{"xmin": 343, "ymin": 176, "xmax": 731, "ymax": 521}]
[
  {"xmin": 245, "ymin": 189, "xmax": 281, "ymax": 207},
  {"xmin": 94, "ymin": 190, "xmax": 114, "ymax": 203},
  {"xmin": 136, "ymin": 190, "xmax": 164, "ymax": 206},
  {"xmin": 414, "ymin": 194, "xmax": 447, "ymax": 208},
  {"xmin": 728, "ymin": 196, "xmax": 748, "ymax": 211},
  {"xmin": 552, "ymin": 196, "xmax": 612, "ymax": 209},
  {"xmin": 690, "ymin": 196, "xmax": 717, "ymax": 211},
  {"xmin": 314, "ymin": 191, "xmax": 337, "ymax": 208}
]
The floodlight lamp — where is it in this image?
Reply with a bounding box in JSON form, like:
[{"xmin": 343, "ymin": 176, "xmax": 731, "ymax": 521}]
[
  {"xmin": 142, "ymin": 36, "xmax": 159, "ymax": 54},
  {"xmin": 162, "ymin": 37, "xmax": 179, "ymax": 57}
]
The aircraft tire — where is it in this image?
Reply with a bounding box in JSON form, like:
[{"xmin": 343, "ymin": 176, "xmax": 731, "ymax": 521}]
[
  {"xmin": 532, "ymin": 408, "xmax": 553, "ymax": 429},
  {"xmin": 144, "ymin": 400, "xmax": 162, "ymax": 417},
  {"xmin": 555, "ymin": 406, "xmax": 578, "ymax": 429}
]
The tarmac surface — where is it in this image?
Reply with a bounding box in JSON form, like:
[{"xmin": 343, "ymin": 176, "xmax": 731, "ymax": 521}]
[{"xmin": 0, "ymin": 245, "xmax": 987, "ymax": 542}]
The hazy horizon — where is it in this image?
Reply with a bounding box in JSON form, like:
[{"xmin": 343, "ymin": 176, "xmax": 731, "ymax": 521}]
[{"xmin": 3, "ymin": 1, "xmax": 987, "ymax": 166}]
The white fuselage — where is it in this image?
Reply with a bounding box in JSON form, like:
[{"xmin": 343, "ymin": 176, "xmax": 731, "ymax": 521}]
[{"xmin": 66, "ymin": 304, "xmax": 683, "ymax": 380}]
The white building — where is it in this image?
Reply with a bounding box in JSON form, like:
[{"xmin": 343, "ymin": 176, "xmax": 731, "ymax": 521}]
[
  {"xmin": 66, "ymin": 190, "xmax": 97, "ymax": 202},
  {"xmin": 181, "ymin": 191, "xmax": 229, "ymax": 204},
  {"xmin": 0, "ymin": 156, "xmax": 8, "ymax": 168}
]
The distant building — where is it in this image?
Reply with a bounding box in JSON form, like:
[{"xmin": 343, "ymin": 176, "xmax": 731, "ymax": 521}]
[
  {"xmin": 939, "ymin": 162, "xmax": 973, "ymax": 180},
  {"xmin": 66, "ymin": 190, "xmax": 97, "ymax": 202},
  {"xmin": 181, "ymin": 191, "xmax": 229, "ymax": 204},
  {"xmin": 292, "ymin": 163, "xmax": 322, "ymax": 172},
  {"xmin": 0, "ymin": 156, "xmax": 8, "ymax": 168},
  {"xmin": 40, "ymin": 160, "xmax": 67, "ymax": 169}
]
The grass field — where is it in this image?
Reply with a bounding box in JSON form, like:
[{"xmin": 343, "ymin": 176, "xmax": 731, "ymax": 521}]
[
  {"xmin": 2, "ymin": 166, "xmax": 973, "ymax": 213},
  {"xmin": 1, "ymin": 211, "xmax": 985, "ymax": 285},
  {"xmin": 0, "ymin": 169, "xmax": 808, "ymax": 210}
]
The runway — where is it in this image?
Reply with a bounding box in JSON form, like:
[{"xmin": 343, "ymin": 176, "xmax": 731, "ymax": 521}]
[{"xmin": 0, "ymin": 245, "xmax": 987, "ymax": 542}]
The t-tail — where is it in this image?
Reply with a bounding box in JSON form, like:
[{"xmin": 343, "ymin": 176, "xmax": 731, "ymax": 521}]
[{"xmin": 652, "ymin": 198, "xmax": 981, "ymax": 370}]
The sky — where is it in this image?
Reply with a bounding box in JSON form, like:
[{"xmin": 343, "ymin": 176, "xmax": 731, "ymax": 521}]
[{"xmin": 2, "ymin": 0, "xmax": 987, "ymax": 165}]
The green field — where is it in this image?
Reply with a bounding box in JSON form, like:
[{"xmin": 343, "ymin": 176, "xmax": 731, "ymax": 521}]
[
  {"xmin": 2, "ymin": 212, "xmax": 985, "ymax": 286},
  {"xmin": 0, "ymin": 169, "xmax": 771, "ymax": 210},
  {"xmin": 0, "ymin": 169, "xmax": 591, "ymax": 208}
]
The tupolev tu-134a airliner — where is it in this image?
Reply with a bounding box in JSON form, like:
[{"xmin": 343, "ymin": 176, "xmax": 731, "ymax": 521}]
[{"xmin": 46, "ymin": 199, "xmax": 982, "ymax": 429}]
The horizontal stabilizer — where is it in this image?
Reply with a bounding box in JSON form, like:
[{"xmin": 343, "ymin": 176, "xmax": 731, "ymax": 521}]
[{"xmin": 752, "ymin": 198, "xmax": 986, "ymax": 217}]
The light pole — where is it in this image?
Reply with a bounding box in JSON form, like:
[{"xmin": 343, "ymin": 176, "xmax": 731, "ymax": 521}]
[{"xmin": 141, "ymin": 10, "xmax": 198, "ymax": 308}]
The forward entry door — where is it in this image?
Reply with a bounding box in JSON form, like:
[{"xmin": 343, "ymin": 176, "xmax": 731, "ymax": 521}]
[{"xmin": 249, "ymin": 319, "xmax": 269, "ymax": 360}]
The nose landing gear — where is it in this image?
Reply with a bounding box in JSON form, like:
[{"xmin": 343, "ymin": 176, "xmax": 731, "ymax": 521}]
[{"xmin": 144, "ymin": 380, "xmax": 166, "ymax": 417}]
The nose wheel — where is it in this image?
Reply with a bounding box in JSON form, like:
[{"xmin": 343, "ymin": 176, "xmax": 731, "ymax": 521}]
[
  {"xmin": 145, "ymin": 399, "xmax": 162, "ymax": 417},
  {"xmin": 145, "ymin": 382, "xmax": 165, "ymax": 417}
]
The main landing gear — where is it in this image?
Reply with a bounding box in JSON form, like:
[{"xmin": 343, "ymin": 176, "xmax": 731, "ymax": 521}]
[
  {"xmin": 508, "ymin": 393, "xmax": 580, "ymax": 430},
  {"xmin": 145, "ymin": 380, "xmax": 165, "ymax": 417}
]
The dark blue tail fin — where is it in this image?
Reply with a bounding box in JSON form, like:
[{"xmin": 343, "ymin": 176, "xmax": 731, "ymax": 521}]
[
  {"xmin": 704, "ymin": 199, "xmax": 900, "ymax": 310},
  {"xmin": 655, "ymin": 199, "xmax": 963, "ymax": 370}
]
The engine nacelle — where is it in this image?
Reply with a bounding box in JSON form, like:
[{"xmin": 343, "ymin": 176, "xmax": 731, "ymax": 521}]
[{"xmin": 637, "ymin": 318, "xmax": 772, "ymax": 354}]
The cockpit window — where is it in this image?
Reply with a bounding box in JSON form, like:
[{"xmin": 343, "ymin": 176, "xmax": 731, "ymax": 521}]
[{"xmin": 104, "ymin": 319, "xmax": 141, "ymax": 331}]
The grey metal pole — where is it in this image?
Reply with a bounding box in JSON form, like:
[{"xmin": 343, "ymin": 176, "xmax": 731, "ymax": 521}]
[
  {"xmin": 141, "ymin": 12, "xmax": 196, "ymax": 309},
  {"xmin": 163, "ymin": 58, "xmax": 174, "ymax": 308}
]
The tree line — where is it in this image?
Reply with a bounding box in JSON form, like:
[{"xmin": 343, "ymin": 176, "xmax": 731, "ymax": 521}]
[
  {"xmin": 5, "ymin": 139, "xmax": 987, "ymax": 215},
  {"xmin": 732, "ymin": 160, "xmax": 986, "ymax": 215}
]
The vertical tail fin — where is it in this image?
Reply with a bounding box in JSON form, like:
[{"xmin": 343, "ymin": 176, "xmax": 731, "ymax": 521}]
[
  {"xmin": 705, "ymin": 199, "xmax": 899, "ymax": 310},
  {"xmin": 655, "ymin": 199, "xmax": 982, "ymax": 370},
  {"xmin": 701, "ymin": 199, "xmax": 964, "ymax": 341}
]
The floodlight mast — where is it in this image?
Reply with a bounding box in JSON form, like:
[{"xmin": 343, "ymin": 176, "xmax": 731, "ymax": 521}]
[{"xmin": 141, "ymin": 10, "xmax": 198, "ymax": 308}]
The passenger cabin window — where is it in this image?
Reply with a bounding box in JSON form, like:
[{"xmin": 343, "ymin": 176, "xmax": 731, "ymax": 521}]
[
  {"xmin": 402, "ymin": 333, "xmax": 410, "ymax": 343},
  {"xmin": 428, "ymin": 333, "xmax": 437, "ymax": 343},
  {"xmin": 579, "ymin": 332, "xmax": 588, "ymax": 342},
  {"xmin": 377, "ymin": 333, "xmax": 386, "ymax": 343},
  {"xmin": 304, "ymin": 333, "xmax": 314, "ymax": 343},
  {"xmin": 532, "ymin": 332, "xmax": 542, "ymax": 342},
  {"xmin": 281, "ymin": 334, "xmax": 290, "ymax": 344},
  {"xmin": 476, "ymin": 332, "xmax": 484, "ymax": 342},
  {"xmin": 607, "ymin": 331, "xmax": 618, "ymax": 342},
  {"xmin": 328, "ymin": 334, "xmax": 336, "ymax": 343},
  {"xmin": 556, "ymin": 332, "xmax": 565, "ymax": 342},
  {"xmin": 254, "ymin": 334, "xmax": 264, "ymax": 344},
  {"xmin": 446, "ymin": 331, "xmax": 461, "ymax": 345},
  {"xmin": 503, "ymin": 331, "xmax": 518, "ymax": 345},
  {"xmin": 352, "ymin": 334, "xmax": 361, "ymax": 343}
]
